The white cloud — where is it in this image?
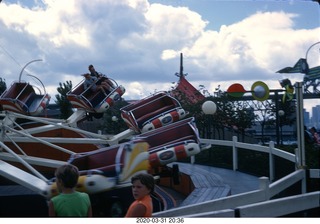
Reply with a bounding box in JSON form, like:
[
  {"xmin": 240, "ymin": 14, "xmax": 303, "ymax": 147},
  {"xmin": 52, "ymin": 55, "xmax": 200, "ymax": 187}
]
[
  {"xmin": 144, "ymin": 4, "xmax": 207, "ymax": 44},
  {"xmin": 161, "ymin": 49, "xmax": 179, "ymax": 60},
  {"xmin": 1, "ymin": 1, "xmax": 90, "ymax": 47},
  {"xmin": 121, "ymin": 80, "xmax": 173, "ymax": 100}
]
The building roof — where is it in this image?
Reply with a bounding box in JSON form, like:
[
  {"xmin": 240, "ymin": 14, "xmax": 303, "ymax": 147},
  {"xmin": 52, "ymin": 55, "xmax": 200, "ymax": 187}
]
[{"xmin": 171, "ymin": 75, "xmax": 205, "ymax": 104}]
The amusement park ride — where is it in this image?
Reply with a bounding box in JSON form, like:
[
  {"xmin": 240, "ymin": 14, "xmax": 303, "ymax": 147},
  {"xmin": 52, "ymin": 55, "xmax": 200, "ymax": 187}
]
[
  {"xmin": 0, "ymin": 42, "xmax": 319, "ymax": 216},
  {"xmin": 0, "ymin": 60, "xmax": 205, "ymax": 216}
]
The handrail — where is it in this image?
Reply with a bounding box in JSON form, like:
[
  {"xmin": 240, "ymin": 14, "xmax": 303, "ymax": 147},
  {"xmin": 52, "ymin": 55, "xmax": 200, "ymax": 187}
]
[
  {"xmin": 199, "ymin": 136, "xmax": 296, "ymax": 180},
  {"xmin": 26, "ymin": 74, "xmax": 45, "ymax": 95},
  {"xmin": 154, "ymin": 177, "xmax": 269, "ymax": 217},
  {"xmin": 235, "ymin": 191, "xmax": 320, "ymax": 217},
  {"xmin": 269, "ymin": 169, "xmax": 305, "ymax": 198},
  {"xmin": 154, "ymin": 135, "xmax": 319, "ymax": 217},
  {"xmin": 18, "ymin": 59, "xmax": 42, "ymax": 82},
  {"xmin": 105, "ymin": 76, "xmax": 118, "ymax": 87},
  {"xmin": 180, "ymin": 191, "xmax": 320, "ymax": 217}
]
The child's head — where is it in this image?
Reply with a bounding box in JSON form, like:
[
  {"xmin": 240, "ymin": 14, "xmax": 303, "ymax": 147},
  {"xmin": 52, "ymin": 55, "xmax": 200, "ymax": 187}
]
[
  {"xmin": 82, "ymin": 73, "xmax": 91, "ymax": 79},
  {"xmin": 55, "ymin": 164, "xmax": 79, "ymax": 189},
  {"xmin": 131, "ymin": 173, "xmax": 155, "ymax": 194}
]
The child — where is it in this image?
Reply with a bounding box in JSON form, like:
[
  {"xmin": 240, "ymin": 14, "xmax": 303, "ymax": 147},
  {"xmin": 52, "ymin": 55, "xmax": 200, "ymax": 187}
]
[
  {"xmin": 125, "ymin": 173, "xmax": 154, "ymax": 217},
  {"xmin": 82, "ymin": 73, "xmax": 111, "ymax": 96},
  {"xmin": 48, "ymin": 164, "xmax": 92, "ymax": 217}
]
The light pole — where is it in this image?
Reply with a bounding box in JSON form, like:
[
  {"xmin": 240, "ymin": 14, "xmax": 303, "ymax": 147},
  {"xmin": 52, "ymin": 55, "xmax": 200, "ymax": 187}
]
[
  {"xmin": 278, "ymin": 110, "xmax": 285, "ymax": 145},
  {"xmin": 305, "ymin": 41, "xmax": 320, "ymax": 64},
  {"xmin": 202, "ymin": 101, "xmax": 217, "ymax": 139},
  {"xmin": 192, "ymin": 100, "xmax": 217, "ymax": 165},
  {"xmin": 299, "ymin": 41, "xmax": 320, "ymax": 80},
  {"xmin": 296, "ymin": 82, "xmax": 306, "ymax": 168},
  {"xmin": 269, "ymin": 89, "xmax": 284, "ymax": 145}
]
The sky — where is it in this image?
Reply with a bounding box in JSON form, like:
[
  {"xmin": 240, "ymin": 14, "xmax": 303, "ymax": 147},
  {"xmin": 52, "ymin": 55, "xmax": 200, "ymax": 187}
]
[{"xmin": 0, "ymin": 0, "xmax": 319, "ymax": 114}]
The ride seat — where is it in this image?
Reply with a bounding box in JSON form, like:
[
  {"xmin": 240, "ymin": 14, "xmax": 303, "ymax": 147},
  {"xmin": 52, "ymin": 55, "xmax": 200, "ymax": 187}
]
[
  {"xmin": 148, "ymin": 136, "xmax": 197, "ymax": 153},
  {"xmin": 136, "ymin": 105, "xmax": 176, "ymax": 128},
  {"xmin": 69, "ymin": 146, "xmax": 124, "ymax": 177}
]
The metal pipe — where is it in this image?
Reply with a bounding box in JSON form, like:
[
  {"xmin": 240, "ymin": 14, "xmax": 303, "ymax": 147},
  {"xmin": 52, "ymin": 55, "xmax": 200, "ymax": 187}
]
[{"xmin": 18, "ymin": 59, "xmax": 42, "ymax": 82}]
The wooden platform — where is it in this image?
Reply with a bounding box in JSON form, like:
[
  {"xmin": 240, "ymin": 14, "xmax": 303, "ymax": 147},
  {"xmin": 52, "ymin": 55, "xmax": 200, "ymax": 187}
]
[
  {"xmin": 168, "ymin": 162, "xmax": 260, "ymax": 207},
  {"xmin": 170, "ymin": 163, "xmax": 231, "ymax": 207}
]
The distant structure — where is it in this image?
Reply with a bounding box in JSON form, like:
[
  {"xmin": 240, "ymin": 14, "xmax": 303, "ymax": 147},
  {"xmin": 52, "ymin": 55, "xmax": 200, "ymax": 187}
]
[{"xmin": 170, "ymin": 53, "xmax": 205, "ymax": 104}]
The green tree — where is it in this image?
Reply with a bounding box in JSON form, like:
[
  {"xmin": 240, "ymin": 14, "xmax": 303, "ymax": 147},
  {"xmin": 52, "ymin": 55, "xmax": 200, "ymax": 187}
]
[
  {"xmin": 255, "ymin": 107, "xmax": 274, "ymax": 144},
  {"xmin": 213, "ymin": 93, "xmax": 236, "ymax": 139},
  {"xmin": 55, "ymin": 81, "xmax": 73, "ymax": 119},
  {"xmin": 231, "ymin": 103, "xmax": 256, "ymax": 141},
  {"xmin": 100, "ymin": 99, "xmax": 130, "ymax": 135},
  {"xmin": 0, "ymin": 77, "xmax": 6, "ymax": 95},
  {"xmin": 169, "ymin": 83, "xmax": 255, "ymax": 141}
]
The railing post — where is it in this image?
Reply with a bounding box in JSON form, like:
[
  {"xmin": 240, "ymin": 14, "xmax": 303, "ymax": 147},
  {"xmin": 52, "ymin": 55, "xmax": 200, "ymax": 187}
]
[
  {"xmin": 259, "ymin": 176, "xmax": 270, "ymax": 200},
  {"xmin": 269, "ymin": 141, "xmax": 275, "ymax": 182},
  {"xmin": 190, "ymin": 155, "xmax": 195, "ymax": 164},
  {"xmin": 294, "ymin": 148, "xmax": 299, "ymax": 170},
  {"xmin": 232, "ymin": 136, "xmax": 238, "ymax": 171},
  {"xmin": 301, "ymin": 169, "xmax": 306, "ymax": 194}
]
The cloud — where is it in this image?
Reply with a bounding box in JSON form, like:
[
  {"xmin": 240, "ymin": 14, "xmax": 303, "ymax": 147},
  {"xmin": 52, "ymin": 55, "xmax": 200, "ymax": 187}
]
[{"xmin": 0, "ymin": 0, "xmax": 318, "ymax": 105}]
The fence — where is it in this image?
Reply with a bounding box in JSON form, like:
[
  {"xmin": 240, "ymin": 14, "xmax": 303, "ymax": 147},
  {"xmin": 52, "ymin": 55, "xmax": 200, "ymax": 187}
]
[{"xmin": 153, "ymin": 136, "xmax": 320, "ymax": 217}]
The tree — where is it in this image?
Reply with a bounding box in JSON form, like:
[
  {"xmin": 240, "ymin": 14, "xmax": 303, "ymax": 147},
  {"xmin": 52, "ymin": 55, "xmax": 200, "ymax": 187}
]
[
  {"xmin": 213, "ymin": 93, "xmax": 237, "ymax": 139},
  {"xmin": 275, "ymin": 100, "xmax": 296, "ymax": 127},
  {"xmin": 100, "ymin": 99, "xmax": 130, "ymax": 135},
  {"xmin": 270, "ymin": 97, "xmax": 296, "ymax": 145},
  {"xmin": 231, "ymin": 104, "xmax": 256, "ymax": 141},
  {"xmin": 55, "ymin": 81, "xmax": 73, "ymax": 119},
  {"xmin": 0, "ymin": 77, "xmax": 6, "ymax": 95}
]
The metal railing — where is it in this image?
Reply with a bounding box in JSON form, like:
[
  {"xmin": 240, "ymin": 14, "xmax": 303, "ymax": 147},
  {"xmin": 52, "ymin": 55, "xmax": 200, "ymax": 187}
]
[{"xmin": 200, "ymin": 136, "xmax": 297, "ymax": 182}]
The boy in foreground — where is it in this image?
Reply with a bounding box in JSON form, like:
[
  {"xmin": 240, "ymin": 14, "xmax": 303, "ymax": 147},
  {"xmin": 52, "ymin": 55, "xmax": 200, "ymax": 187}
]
[{"xmin": 48, "ymin": 164, "xmax": 92, "ymax": 217}]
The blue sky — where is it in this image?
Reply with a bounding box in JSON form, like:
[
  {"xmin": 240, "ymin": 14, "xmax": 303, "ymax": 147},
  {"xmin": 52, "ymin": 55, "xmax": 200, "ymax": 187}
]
[
  {"xmin": 149, "ymin": 0, "xmax": 319, "ymax": 30},
  {"xmin": 0, "ymin": 0, "xmax": 319, "ymax": 113}
]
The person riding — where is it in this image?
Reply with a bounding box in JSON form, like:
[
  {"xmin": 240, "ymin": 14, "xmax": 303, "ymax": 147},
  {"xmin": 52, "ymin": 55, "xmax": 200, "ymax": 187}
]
[
  {"xmin": 87, "ymin": 64, "xmax": 115, "ymax": 90},
  {"xmin": 88, "ymin": 64, "xmax": 101, "ymax": 78},
  {"xmin": 82, "ymin": 73, "xmax": 109, "ymax": 95}
]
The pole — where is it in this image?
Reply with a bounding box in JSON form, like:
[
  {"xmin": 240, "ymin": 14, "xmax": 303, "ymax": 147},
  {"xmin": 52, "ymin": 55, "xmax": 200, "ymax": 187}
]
[
  {"xmin": 295, "ymin": 82, "xmax": 305, "ymax": 167},
  {"xmin": 305, "ymin": 41, "xmax": 320, "ymax": 62},
  {"xmin": 275, "ymin": 91, "xmax": 280, "ymax": 145},
  {"xmin": 179, "ymin": 53, "xmax": 183, "ymax": 77}
]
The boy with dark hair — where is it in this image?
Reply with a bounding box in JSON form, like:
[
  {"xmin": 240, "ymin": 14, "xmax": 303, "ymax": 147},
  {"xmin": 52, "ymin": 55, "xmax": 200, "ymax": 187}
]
[
  {"xmin": 48, "ymin": 164, "xmax": 92, "ymax": 217},
  {"xmin": 125, "ymin": 173, "xmax": 154, "ymax": 217}
]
